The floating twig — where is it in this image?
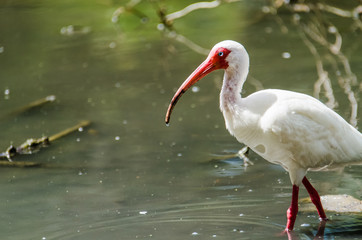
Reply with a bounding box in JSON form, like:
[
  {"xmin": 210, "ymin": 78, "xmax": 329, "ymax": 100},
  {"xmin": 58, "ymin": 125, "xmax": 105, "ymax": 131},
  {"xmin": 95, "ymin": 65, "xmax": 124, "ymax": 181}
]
[
  {"xmin": 0, "ymin": 161, "xmax": 42, "ymax": 168},
  {"xmin": 48, "ymin": 120, "xmax": 91, "ymax": 142},
  {"xmin": 0, "ymin": 120, "xmax": 91, "ymax": 166},
  {"xmin": 2, "ymin": 95, "xmax": 56, "ymax": 121}
]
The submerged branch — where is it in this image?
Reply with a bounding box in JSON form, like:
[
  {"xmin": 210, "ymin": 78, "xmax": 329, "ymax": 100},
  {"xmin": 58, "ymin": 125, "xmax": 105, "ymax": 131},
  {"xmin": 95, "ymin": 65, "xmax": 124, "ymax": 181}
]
[
  {"xmin": 1, "ymin": 95, "xmax": 56, "ymax": 120},
  {"xmin": 0, "ymin": 120, "xmax": 91, "ymax": 165},
  {"xmin": 49, "ymin": 120, "xmax": 90, "ymax": 142},
  {"xmin": 0, "ymin": 161, "xmax": 42, "ymax": 168}
]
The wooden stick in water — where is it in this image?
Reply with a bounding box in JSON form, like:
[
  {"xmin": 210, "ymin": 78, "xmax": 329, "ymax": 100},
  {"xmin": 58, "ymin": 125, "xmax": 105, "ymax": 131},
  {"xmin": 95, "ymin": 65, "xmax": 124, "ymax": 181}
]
[
  {"xmin": 0, "ymin": 120, "xmax": 91, "ymax": 166},
  {"xmin": 0, "ymin": 161, "xmax": 41, "ymax": 167},
  {"xmin": 48, "ymin": 120, "xmax": 91, "ymax": 142},
  {"xmin": 6, "ymin": 95, "xmax": 56, "ymax": 118}
]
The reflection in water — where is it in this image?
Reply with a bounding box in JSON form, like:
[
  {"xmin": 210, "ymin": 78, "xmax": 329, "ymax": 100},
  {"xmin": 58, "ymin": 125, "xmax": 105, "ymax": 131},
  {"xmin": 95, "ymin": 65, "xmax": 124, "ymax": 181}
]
[
  {"xmin": 210, "ymin": 146, "xmax": 253, "ymax": 169},
  {"xmin": 285, "ymin": 221, "xmax": 326, "ymax": 240},
  {"xmin": 299, "ymin": 215, "xmax": 362, "ymax": 240}
]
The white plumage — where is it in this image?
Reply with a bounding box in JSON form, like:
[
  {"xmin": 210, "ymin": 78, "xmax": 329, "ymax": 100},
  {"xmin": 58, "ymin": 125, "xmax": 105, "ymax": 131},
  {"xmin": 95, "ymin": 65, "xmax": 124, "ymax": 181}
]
[
  {"xmin": 217, "ymin": 41, "xmax": 362, "ymax": 184},
  {"xmin": 225, "ymin": 88, "xmax": 362, "ymax": 182},
  {"xmin": 165, "ymin": 40, "xmax": 362, "ymax": 231}
]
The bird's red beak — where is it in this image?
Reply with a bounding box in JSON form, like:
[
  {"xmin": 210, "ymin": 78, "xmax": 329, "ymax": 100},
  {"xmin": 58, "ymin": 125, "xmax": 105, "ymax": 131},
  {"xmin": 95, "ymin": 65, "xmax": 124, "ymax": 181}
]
[
  {"xmin": 165, "ymin": 58, "xmax": 216, "ymax": 125},
  {"xmin": 165, "ymin": 46, "xmax": 231, "ymax": 125},
  {"xmin": 165, "ymin": 46, "xmax": 232, "ymax": 125}
]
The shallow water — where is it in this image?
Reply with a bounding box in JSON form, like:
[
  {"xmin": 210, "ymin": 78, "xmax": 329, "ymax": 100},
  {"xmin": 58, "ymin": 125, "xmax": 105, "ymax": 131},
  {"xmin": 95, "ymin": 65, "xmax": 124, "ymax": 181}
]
[{"xmin": 0, "ymin": 0, "xmax": 362, "ymax": 239}]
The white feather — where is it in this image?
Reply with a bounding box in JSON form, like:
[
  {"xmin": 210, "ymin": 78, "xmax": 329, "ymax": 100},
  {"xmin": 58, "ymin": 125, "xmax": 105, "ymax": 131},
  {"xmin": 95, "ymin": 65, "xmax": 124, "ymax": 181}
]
[{"xmin": 215, "ymin": 41, "xmax": 362, "ymax": 185}]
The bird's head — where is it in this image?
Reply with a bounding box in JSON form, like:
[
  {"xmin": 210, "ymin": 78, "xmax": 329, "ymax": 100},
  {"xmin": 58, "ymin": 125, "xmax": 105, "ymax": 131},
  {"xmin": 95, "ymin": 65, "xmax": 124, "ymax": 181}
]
[{"xmin": 165, "ymin": 40, "xmax": 248, "ymax": 125}]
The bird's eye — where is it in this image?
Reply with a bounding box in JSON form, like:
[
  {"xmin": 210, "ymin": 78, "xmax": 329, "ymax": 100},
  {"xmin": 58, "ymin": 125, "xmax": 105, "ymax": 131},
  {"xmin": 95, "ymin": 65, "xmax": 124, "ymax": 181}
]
[{"xmin": 218, "ymin": 52, "xmax": 223, "ymax": 57}]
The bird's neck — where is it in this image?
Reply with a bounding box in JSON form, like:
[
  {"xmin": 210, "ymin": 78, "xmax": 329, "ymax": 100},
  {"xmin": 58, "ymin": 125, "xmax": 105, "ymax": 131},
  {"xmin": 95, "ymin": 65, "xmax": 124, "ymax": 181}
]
[
  {"xmin": 219, "ymin": 64, "xmax": 259, "ymax": 144},
  {"xmin": 219, "ymin": 66, "xmax": 247, "ymax": 113}
]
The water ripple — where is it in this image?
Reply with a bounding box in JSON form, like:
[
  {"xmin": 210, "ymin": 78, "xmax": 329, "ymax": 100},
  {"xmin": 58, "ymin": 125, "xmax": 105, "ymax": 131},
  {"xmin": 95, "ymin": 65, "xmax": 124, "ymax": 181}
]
[{"xmin": 47, "ymin": 199, "xmax": 282, "ymax": 240}]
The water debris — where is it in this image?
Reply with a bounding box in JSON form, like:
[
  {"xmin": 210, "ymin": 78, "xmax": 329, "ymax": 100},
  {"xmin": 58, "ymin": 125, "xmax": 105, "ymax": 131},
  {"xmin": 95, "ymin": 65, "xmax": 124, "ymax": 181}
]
[
  {"xmin": 1, "ymin": 95, "xmax": 56, "ymax": 121},
  {"xmin": 0, "ymin": 120, "xmax": 91, "ymax": 166},
  {"xmin": 60, "ymin": 25, "xmax": 91, "ymax": 36},
  {"xmin": 281, "ymin": 52, "xmax": 291, "ymax": 59},
  {"xmin": 191, "ymin": 86, "xmax": 200, "ymax": 93},
  {"xmin": 0, "ymin": 160, "xmax": 41, "ymax": 168},
  {"xmin": 300, "ymin": 194, "xmax": 362, "ymax": 213},
  {"xmin": 4, "ymin": 88, "xmax": 10, "ymax": 99},
  {"xmin": 1, "ymin": 95, "xmax": 90, "ymax": 165},
  {"xmin": 139, "ymin": 211, "xmax": 148, "ymax": 215},
  {"xmin": 48, "ymin": 120, "xmax": 91, "ymax": 142}
]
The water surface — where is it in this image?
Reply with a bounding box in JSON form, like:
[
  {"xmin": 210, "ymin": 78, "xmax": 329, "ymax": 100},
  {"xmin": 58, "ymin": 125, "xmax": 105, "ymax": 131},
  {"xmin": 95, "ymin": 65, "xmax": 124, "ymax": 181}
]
[{"xmin": 0, "ymin": 0, "xmax": 361, "ymax": 239}]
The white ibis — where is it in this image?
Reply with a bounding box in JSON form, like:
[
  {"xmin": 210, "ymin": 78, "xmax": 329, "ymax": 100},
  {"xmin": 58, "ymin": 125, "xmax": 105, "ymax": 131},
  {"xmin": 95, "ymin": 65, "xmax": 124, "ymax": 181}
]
[{"xmin": 165, "ymin": 40, "xmax": 362, "ymax": 231}]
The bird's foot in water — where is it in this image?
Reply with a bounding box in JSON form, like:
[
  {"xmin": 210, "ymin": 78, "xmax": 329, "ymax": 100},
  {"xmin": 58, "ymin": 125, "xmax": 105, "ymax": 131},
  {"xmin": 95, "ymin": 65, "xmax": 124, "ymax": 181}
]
[
  {"xmin": 237, "ymin": 146, "xmax": 253, "ymax": 167},
  {"xmin": 279, "ymin": 219, "xmax": 327, "ymax": 239},
  {"xmin": 210, "ymin": 146, "xmax": 253, "ymax": 167}
]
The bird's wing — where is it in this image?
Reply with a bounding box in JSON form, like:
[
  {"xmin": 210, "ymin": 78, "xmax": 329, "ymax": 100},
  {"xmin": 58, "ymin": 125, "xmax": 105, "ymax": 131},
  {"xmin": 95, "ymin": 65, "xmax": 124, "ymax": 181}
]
[{"xmin": 260, "ymin": 90, "xmax": 362, "ymax": 169}]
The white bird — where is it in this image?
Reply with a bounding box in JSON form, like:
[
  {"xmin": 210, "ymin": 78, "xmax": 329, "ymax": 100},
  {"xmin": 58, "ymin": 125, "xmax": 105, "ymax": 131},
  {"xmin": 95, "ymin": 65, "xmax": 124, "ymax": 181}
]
[{"xmin": 165, "ymin": 40, "xmax": 362, "ymax": 232}]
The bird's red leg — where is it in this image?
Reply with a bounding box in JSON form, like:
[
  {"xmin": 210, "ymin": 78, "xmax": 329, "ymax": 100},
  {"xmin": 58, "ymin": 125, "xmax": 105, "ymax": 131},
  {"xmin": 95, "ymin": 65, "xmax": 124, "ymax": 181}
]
[
  {"xmin": 302, "ymin": 177, "xmax": 327, "ymax": 220},
  {"xmin": 285, "ymin": 184, "xmax": 299, "ymax": 231}
]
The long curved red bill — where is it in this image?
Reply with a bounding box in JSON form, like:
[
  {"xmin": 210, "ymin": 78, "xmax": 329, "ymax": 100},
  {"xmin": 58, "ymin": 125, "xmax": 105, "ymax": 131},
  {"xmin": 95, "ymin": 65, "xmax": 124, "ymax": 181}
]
[{"xmin": 165, "ymin": 58, "xmax": 216, "ymax": 125}]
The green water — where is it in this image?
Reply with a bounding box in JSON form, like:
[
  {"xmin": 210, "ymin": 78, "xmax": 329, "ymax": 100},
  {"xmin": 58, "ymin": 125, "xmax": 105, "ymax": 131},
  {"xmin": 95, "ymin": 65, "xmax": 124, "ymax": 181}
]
[{"xmin": 0, "ymin": 0, "xmax": 361, "ymax": 239}]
